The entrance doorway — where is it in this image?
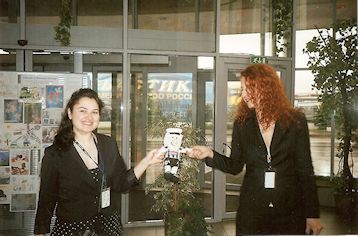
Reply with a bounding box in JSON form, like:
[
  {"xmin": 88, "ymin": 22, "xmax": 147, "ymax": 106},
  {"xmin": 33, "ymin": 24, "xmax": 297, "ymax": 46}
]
[{"xmin": 214, "ymin": 56, "xmax": 292, "ymax": 219}]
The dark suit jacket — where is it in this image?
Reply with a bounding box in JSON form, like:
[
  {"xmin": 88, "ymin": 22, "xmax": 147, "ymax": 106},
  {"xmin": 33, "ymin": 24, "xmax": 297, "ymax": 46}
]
[
  {"xmin": 206, "ymin": 111, "xmax": 320, "ymax": 234},
  {"xmin": 34, "ymin": 134, "xmax": 138, "ymax": 234}
]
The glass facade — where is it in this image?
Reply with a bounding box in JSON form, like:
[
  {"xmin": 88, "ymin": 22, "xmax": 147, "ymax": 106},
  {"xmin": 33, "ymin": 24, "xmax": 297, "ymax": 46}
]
[
  {"xmin": 225, "ymin": 73, "xmax": 244, "ymax": 213},
  {"xmin": 220, "ymin": 0, "xmax": 294, "ymax": 57},
  {"xmin": 128, "ymin": 55, "xmax": 214, "ymax": 221},
  {"xmin": 0, "ymin": 0, "xmax": 357, "ymax": 234},
  {"xmin": 128, "ymin": 0, "xmax": 216, "ymax": 51},
  {"xmin": 0, "ymin": 0, "xmax": 20, "ymax": 46},
  {"xmin": 294, "ymin": 0, "xmax": 357, "ymax": 176}
]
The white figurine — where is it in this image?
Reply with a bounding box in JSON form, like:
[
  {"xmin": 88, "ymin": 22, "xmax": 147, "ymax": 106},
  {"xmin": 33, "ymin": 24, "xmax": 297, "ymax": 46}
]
[{"xmin": 160, "ymin": 128, "xmax": 185, "ymax": 183}]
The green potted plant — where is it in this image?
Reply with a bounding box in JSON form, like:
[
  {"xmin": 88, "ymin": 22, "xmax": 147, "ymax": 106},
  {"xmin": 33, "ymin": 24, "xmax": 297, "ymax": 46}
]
[
  {"xmin": 54, "ymin": 0, "xmax": 72, "ymax": 46},
  {"xmin": 303, "ymin": 17, "xmax": 358, "ymax": 221},
  {"xmin": 272, "ymin": 0, "xmax": 293, "ymax": 56},
  {"xmin": 145, "ymin": 116, "xmax": 211, "ymax": 236}
]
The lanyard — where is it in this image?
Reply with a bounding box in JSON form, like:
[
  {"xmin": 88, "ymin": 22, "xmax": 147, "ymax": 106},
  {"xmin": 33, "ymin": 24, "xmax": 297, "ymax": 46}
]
[
  {"xmin": 73, "ymin": 139, "xmax": 104, "ymax": 174},
  {"xmin": 259, "ymin": 123, "xmax": 275, "ymax": 170},
  {"xmin": 73, "ymin": 138, "xmax": 107, "ymax": 189},
  {"xmin": 266, "ymin": 150, "xmax": 272, "ymax": 170},
  {"xmin": 74, "ymin": 138, "xmax": 108, "ymax": 211}
]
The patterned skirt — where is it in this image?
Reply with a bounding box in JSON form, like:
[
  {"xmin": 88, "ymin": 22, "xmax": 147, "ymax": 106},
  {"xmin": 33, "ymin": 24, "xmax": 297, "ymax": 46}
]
[{"xmin": 51, "ymin": 211, "xmax": 124, "ymax": 236}]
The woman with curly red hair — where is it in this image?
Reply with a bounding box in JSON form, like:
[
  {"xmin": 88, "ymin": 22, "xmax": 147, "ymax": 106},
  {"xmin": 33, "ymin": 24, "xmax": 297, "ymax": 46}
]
[{"xmin": 188, "ymin": 64, "xmax": 323, "ymax": 235}]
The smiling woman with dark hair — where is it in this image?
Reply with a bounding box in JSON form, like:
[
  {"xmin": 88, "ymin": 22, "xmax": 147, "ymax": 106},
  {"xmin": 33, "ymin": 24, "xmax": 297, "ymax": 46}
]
[{"xmin": 34, "ymin": 88, "xmax": 164, "ymax": 236}]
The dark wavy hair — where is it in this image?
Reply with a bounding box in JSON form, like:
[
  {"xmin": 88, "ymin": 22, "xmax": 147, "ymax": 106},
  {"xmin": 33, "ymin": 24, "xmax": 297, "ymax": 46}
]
[
  {"xmin": 236, "ymin": 64, "xmax": 301, "ymax": 129},
  {"xmin": 53, "ymin": 88, "xmax": 104, "ymax": 150}
]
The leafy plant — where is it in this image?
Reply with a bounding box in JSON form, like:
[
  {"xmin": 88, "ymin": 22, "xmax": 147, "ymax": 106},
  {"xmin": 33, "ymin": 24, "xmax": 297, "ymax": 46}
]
[
  {"xmin": 272, "ymin": 0, "xmax": 293, "ymax": 56},
  {"xmin": 303, "ymin": 18, "xmax": 358, "ymax": 192},
  {"xmin": 54, "ymin": 0, "xmax": 72, "ymax": 46},
  {"xmin": 145, "ymin": 116, "xmax": 211, "ymax": 236}
]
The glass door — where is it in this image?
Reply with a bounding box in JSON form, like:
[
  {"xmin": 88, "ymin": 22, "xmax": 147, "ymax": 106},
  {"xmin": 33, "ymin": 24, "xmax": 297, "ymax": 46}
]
[
  {"xmin": 216, "ymin": 56, "xmax": 292, "ymax": 219},
  {"xmin": 127, "ymin": 55, "xmax": 215, "ymax": 224},
  {"xmin": 92, "ymin": 66, "xmax": 123, "ymax": 143}
]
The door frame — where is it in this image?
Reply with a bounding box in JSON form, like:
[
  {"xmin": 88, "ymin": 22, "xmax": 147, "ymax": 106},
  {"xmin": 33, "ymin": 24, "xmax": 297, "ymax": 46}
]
[{"xmin": 213, "ymin": 55, "xmax": 293, "ymax": 220}]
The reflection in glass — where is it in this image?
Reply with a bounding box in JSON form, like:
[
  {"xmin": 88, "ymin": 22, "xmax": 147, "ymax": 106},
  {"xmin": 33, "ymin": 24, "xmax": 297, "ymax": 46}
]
[
  {"xmin": 294, "ymin": 70, "xmax": 357, "ymax": 177},
  {"xmin": 26, "ymin": 0, "xmax": 60, "ymax": 25},
  {"xmin": 0, "ymin": 0, "xmax": 20, "ymax": 46},
  {"xmin": 32, "ymin": 52, "xmax": 74, "ymax": 72},
  {"xmin": 295, "ymin": 29, "xmax": 329, "ymax": 68},
  {"xmin": 77, "ymin": 0, "xmax": 123, "ymax": 27},
  {"xmin": 128, "ymin": 0, "xmax": 215, "ymax": 51},
  {"xmin": 97, "ymin": 73, "xmax": 112, "ymax": 136},
  {"xmin": 128, "ymin": 0, "xmax": 214, "ymax": 33},
  {"xmin": 128, "ymin": 55, "xmax": 214, "ymax": 222},
  {"xmin": 148, "ymin": 73, "xmax": 192, "ymax": 124},
  {"xmin": 220, "ymin": 0, "xmax": 262, "ymax": 55},
  {"xmin": 0, "ymin": 0, "xmax": 19, "ymax": 23},
  {"xmin": 0, "ymin": 49, "xmax": 16, "ymax": 71},
  {"xmin": 220, "ymin": 0, "xmax": 294, "ymax": 57},
  {"xmin": 225, "ymin": 72, "xmax": 245, "ymax": 213}
]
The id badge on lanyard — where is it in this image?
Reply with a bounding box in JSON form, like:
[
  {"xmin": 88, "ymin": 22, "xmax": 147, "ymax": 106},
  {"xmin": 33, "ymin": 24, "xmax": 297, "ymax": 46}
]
[
  {"xmin": 264, "ymin": 170, "xmax": 275, "ymax": 188},
  {"xmin": 101, "ymin": 187, "xmax": 110, "ymax": 208},
  {"xmin": 99, "ymin": 162, "xmax": 110, "ymax": 208},
  {"xmin": 264, "ymin": 153, "xmax": 275, "ymax": 189},
  {"xmin": 97, "ymin": 141, "xmax": 110, "ymax": 209}
]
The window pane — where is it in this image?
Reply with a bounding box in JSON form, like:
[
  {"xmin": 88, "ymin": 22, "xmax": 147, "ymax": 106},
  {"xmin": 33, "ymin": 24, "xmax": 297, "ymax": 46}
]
[
  {"xmin": 25, "ymin": 0, "xmax": 123, "ymax": 48},
  {"xmin": 33, "ymin": 51, "xmax": 74, "ymax": 73},
  {"xmin": 295, "ymin": 1, "xmax": 356, "ymax": 68},
  {"xmin": 129, "ymin": 55, "xmax": 214, "ymax": 222},
  {"xmin": 0, "ymin": 49, "xmax": 16, "ymax": 71},
  {"xmin": 296, "ymin": 0, "xmax": 356, "ymax": 31},
  {"xmin": 220, "ymin": 0, "xmax": 293, "ymax": 57},
  {"xmin": 225, "ymin": 74, "xmax": 244, "ymax": 213},
  {"xmin": 77, "ymin": 0, "xmax": 123, "ymax": 48},
  {"xmin": 0, "ymin": 0, "xmax": 18, "ymax": 23},
  {"xmin": 295, "ymin": 29, "xmax": 325, "ymax": 68},
  {"xmin": 0, "ymin": 0, "xmax": 20, "ymax": 45},
  {"xmin": 294, "ymin": 70, "xmax": 335, "ymax": 176},
  {"xmin": 220, "ymin": 0, "xmax": 262, "ymax": 54},
  {"xmin": 128, "ymin": 0, "xmax": 215, "ymax": 52},
  {"xmin": 77, "ymin": 0, "xmax": 123, "ymax": 27},
  {"xmin": 83, "ymin": 53, "xmax": 123, "ymax": 144}
]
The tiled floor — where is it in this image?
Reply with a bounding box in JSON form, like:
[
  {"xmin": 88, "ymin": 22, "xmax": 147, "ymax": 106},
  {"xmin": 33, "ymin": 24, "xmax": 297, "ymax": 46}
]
[
  {"xmin": 124, "ymin": 207, "xmax": 357, "ymax": 236},
  {"xmin": 0, "ymin": 207, "xmax": 356, "ymax": 235}
]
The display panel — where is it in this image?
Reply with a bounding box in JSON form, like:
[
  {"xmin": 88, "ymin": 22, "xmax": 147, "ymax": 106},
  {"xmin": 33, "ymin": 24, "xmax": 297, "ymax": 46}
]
[{"xmin": 0, "ymin": 71, "xmax": 87, "ymax": 213}]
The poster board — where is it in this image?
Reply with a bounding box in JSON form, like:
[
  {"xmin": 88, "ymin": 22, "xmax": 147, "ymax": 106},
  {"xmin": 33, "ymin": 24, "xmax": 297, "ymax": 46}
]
[{"xmin": 0, "ymin": 71, "xmax": 87, "ymax": 212}]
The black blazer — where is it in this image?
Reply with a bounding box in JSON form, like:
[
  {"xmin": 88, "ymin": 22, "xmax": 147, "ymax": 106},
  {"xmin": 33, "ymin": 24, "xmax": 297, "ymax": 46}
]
[
  {"xmin": 34, "ymin": 134, "xmax": 138, "ymax": 234},
  {"xmin": 206, "ymin": 112, "xmax": 319, "ymax": 234}
]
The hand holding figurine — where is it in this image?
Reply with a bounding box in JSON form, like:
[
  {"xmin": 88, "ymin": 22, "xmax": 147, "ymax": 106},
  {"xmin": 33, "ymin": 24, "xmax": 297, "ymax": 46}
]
[
  {"xmin": 186, "ymin": 146, "xmax": 213, "ymax": 160},
  {"xmin": 145, "ymin": 149, "xmax": 165, "ymax": 166}
]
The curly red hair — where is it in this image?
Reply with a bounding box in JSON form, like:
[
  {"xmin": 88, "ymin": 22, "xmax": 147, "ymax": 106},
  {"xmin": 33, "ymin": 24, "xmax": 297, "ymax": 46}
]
[{"xmin": 236, "ymin": 64, "xmax": 299, "ymax": 129}]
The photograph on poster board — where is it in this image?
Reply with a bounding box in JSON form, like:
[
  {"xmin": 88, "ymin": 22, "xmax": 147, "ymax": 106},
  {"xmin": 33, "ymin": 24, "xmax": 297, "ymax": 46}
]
[
  {"xmin": 0, "ymin": 184, "xmax": 11, "ymax": 204},
  {"xmin": 42, "ymin": 126, "xmax": 58, "ymax": 144},
  {"xmin": 0, "ymin": 72, "xmax": 18, "ymax": 97},
  {"xmin": 19, "ymin": 86, "xmax": 43, "ymax": 101},
  {"xmin": 0, "ymin": 135, "xmax": 6, "ymax": 150},
  {"xmin": 0, "ymin": 167, "xmax": 11, "ymax": 184},
  {"xmin": 30, "ymin": 149, "xmax": 41, "ymax": 175},
  {"xmin": 0, "ymin": 151, "xmax": 10, "ymax": 166},
  {"xmin": 42, "ymin": 109, "xmax": 62, "ymax": 126},
  {"xmin": 0, "ymin": 97, "xmax": 4, "ymax": 124},
  {"xmin": 46, "ymin": 85, "xmax": 64, "ymax": 108},
  {"xmin": 10, "ymin": 175, "xmax": 38, "ymax": 193},
  {"xmin": 3, "ymin": 124, "xmax": 41, "ymax": 149},
  {"xmin": 10, "ymin": 193, "xmax": 37, "ymax": 212},
  {"xmin": 24, "ymin": 103, "xmax": 42, "ymax": 124},
  {"xmin": 4, "ymin": 99, "xmax": 23, "ymax": 123},
  {"xmin": 10, "ymin": 149, "xmax": 30, "ymax": 175}
]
